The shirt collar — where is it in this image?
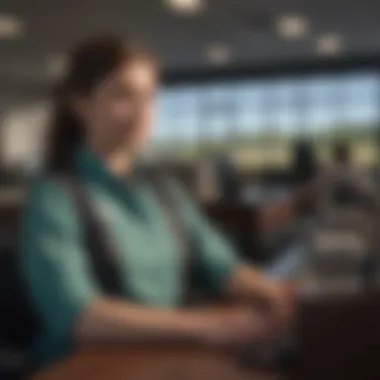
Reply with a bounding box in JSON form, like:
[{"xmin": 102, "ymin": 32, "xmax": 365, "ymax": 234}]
[
  {"xmin": 75, "ymin": 146, "xmax": 162, "ymax": 190},
  {"xmin": 75, "ymin": 146, "xmax": 133, "ymax": 189}
]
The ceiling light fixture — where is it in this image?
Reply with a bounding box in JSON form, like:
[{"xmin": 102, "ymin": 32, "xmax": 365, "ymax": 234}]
[
  {"xmin": 276, "ymin": 13, "xmax": 309, "ymax": 40},
  {"xmin": 0, "ymin": 14, "xmax": 24, "ymax": 39},
  {"xmin": 164, "ymin": 0, "xmax": 204, "ymax": 15},
  {"xmin": 315, "ymin": 33, "xmax": 344, "ymax": 56},
  {"xmin": 205, "ymin": 43, "xmax": 232, "ymax": 66}
]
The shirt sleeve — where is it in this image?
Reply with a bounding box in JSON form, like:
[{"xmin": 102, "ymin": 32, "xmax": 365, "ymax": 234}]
[
  {"xmin": 169, "ymin": 181, "xmax": 242, "ymax": 293},
  {"xmin": 19, "ymin": 179, "xmax": 100, "ymax": 340}
]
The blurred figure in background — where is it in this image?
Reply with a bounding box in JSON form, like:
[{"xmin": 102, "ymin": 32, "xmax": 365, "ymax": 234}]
[
  {"xmin": 318, "ymin": 141, "xmax": 377, "ymax": 212},
  {"xmin": 291, "ymin": 140, "xmax": 318, "ymax": 187},
  {"xmin": 19, "ymin": 35, "xmax": 292, "ymax": 369},
  {"xmin": 195, "ymin": 150, "xmax": 240, "ymax": 203},
  {"xmin": 195, "ymin": 153, "xmax": 220, "ymax": 203},
  {"xmin": 215, "ymin": 151, "xmax": 241, "ymax": 201},
  {"xmin": 290, "ymin": 140, "xmax": 319, "ymax": 216}
]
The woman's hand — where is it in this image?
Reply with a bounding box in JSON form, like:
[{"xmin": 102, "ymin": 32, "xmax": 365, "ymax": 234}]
[
  {"xmin": 199, "ymin": 308, "xmax": 272, "ymax": 349},
  {"xmin": 226, "ymin": 267, "xmax": 295, "ymax": 330},
  {"xmin": 258, "ymin": 280, "xmax": 295, "ymax": 329}
]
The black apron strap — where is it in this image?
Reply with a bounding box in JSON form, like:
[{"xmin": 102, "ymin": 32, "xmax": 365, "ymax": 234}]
[
  {"xmin": 144, "ymin": 168, "xmax": 197, "ymax": 305},
  {"xmin": 58, "ymin": 175, "xmax": 125, "ymax": 297}
]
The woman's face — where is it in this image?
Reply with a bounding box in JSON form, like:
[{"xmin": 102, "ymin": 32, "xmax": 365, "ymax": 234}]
[{"xmin": 77, "ymin": 58, "xmax": 158, "ymax": 153}]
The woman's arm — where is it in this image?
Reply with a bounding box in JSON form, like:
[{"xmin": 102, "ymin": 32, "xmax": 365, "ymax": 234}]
[
  {"xmin": 224, "ymin": 266, "xmax": 292, "ymax": 305},
  {"xmin": 169, "ymin": 182, "xmax": 293, "ymax": 322},
  {"xmin": 74, "ymin": 298, "xmax": 210, "ymax": 346},
  {"xmin": 74, "ymin": 298, "xmax": 268, "ymax": 348}
]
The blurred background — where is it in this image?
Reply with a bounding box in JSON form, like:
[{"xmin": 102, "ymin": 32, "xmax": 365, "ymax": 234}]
[
  {"xmin": 0, "ymin": 0, "xmax": 379, "ymax": 185},
  {"xmin": 0, "ymin": 2, "xmax": 380, "ymax": 377}
]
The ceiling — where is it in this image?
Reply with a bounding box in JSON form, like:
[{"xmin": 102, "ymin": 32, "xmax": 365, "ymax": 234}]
[{"xmin": 0, "ymin": 0, "xmax": 380, "ymax": 93}]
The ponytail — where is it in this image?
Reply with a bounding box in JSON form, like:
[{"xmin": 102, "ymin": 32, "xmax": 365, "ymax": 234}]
[{"xmin": 45, "ymin": 87, "xmax": 84, "ymax": 172}]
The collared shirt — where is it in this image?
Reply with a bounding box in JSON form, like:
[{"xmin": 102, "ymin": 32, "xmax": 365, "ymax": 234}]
[{"xmin": 19, "ymin": 147, "xmax": 240, "ymax": 367}]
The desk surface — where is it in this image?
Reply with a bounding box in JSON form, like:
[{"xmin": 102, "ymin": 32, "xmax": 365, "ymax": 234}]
[{"xmin": 31, "ymin": 347, "xmax": 284, "ymax": 380}]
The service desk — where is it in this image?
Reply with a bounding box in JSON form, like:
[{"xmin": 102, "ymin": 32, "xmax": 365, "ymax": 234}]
[{"xmin": 31, "ymin": 346, "xmax": 284, "ymax": 380}]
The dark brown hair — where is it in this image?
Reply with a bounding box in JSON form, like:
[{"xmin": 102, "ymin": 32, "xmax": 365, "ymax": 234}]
[{"xmin": 46, "ymin": 35, "xmax": 156, "ymax": 172}]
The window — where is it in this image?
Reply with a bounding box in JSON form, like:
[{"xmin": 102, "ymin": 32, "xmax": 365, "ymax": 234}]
[{"xmin": 153, "ymin": 70, "xmax": 380, "ymax": 168}]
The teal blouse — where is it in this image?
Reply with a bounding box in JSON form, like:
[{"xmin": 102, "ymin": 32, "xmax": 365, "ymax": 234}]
[{"xmin": 19, "ymin": 148, "xmax": 240, "ymax": 367}]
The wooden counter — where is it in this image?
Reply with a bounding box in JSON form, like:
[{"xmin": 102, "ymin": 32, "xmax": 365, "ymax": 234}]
[{"xmin": 31, "ymin": 346, "xmax": 284, "ymax": 380}]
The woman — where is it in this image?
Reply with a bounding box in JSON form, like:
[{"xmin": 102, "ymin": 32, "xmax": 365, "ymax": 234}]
[{"xmin": 20, "ymin": 35, "xmax": 291, "ymax": 368}]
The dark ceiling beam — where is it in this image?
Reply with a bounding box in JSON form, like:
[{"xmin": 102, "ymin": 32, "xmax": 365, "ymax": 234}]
[
  {"xmin": 1, "ymin": 53, "xmax": 380, "ymax": 92},
  {"xmin": 163, "ymin": 53, "xmax": 380, "ymax": 85}
]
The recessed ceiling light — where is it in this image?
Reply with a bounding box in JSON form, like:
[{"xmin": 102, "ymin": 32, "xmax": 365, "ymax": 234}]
[
  {"xmin": 315, "ymin": 33, "xmax": 344, "ymax": 56},
  {"xmin": 0, "ymin": 14, "xmax": 24, "ymax": 39},
  {"xmin": 48, "ymin": 54, "xmax": 68, "ymax": 78},
  {"xmin": 205, "ymin": 43, "xmax": 232, "ymax": 66},
  {"xmin": 276, "ymin": 13, "xmax": 309, "ymax": 40},
  {"xmin": 164, "ymin": 0, "xmax": 204, "ymax": 15}
]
